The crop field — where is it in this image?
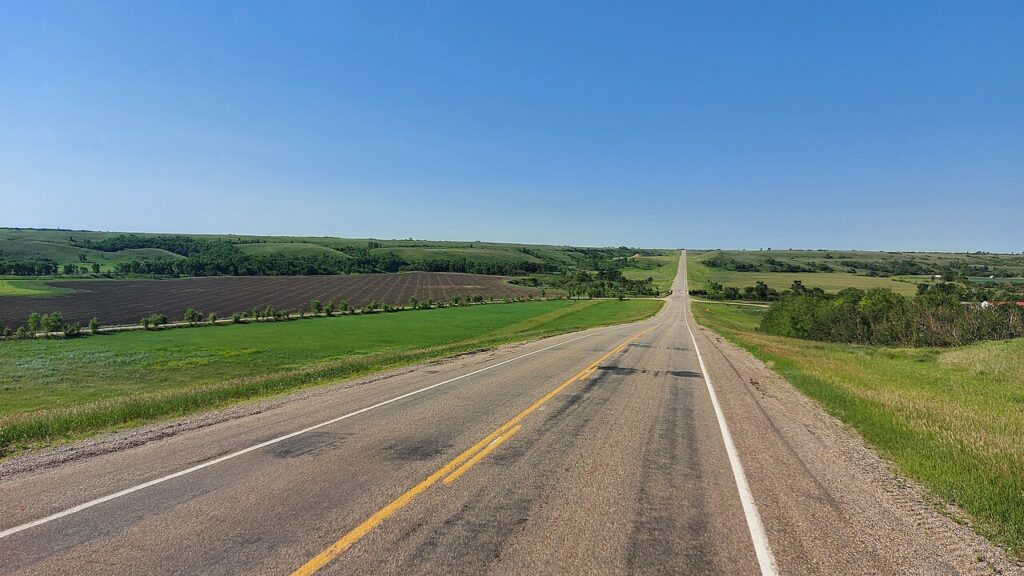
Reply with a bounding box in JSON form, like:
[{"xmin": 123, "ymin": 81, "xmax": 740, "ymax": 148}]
[
  {"xmin": 691, "ymin": 301, "xmax": 1024, "ymax": 558},
  {"xmin": 688, "ymin": 251, "xmax": 920, "ymax": 295},
  {"xmin": 0, "ymin": 298, "xmax": 663, "ymax": 454},
  {"xmin": 0, "ymin": 272, "xmax": 541, "ymax": 328}
]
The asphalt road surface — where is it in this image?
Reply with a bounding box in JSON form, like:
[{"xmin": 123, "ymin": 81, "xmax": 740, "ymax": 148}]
[{"xmin": 0, "ymin": 253, "xmax": 1013, "ymax": 575}]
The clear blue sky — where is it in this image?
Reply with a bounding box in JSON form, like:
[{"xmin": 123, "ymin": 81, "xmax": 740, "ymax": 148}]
[{"xmin": 2, "ymin": 2, "xmax": 1022, "ymax": 251}]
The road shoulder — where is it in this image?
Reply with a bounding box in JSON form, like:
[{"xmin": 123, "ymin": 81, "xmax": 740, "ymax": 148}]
[{"xmin": 691, "ymin": 318, "xmax": 1021, "ymax": 575}]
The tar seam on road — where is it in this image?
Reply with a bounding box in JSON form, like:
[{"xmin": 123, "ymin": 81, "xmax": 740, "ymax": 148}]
[
  {"xmin": 684, "ymin": 305, "xmax": 779, "ymax": 576},
  {"xmin": 290, "ymin": 327, "xmax": 655, "ymax": 576},
  {"xmin": 0, "ymin": 323, "xmax": 642, "ymax": 541}
]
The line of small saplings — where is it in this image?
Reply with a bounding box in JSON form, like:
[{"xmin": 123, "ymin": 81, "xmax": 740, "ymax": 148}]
[{"xmin": 0, "ymin": 293, "xmax": 556, "ymax": 340}]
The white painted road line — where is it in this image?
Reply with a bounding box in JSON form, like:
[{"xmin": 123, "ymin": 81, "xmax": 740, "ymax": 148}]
[
  {"xmin": 685, "ymin": 306, "xmax": 779, "ymax": 576},
  {"xmin": 0, "ymin": 323, "xmax": 635, "ymax": 540}
]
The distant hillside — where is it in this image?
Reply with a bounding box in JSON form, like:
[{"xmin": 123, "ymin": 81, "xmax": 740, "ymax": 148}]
[{"xmin": 0, "ymin": 228, "xmax": 675, "ymax": 298}]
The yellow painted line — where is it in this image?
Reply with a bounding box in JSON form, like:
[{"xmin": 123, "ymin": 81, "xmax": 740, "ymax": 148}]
[
  {"xmin": 443, "ymin": 424, "xmax": 522, "ymax": 485},
  {"xmin": 290, "ymin": 327, "xmax": 652, "ymax": 576}
]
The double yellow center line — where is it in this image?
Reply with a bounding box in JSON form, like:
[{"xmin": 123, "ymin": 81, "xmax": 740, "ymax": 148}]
[{"xmin": 291, "ymin": 328, "xmax": 651, "ymax": 575}]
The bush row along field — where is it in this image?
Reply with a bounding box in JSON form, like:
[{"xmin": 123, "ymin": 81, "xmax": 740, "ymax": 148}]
[
  {"xmin": 688, "ymin": 251, "xmax": 921, "ymax": 295},
  {"xmin": 690, "ymin": 300, "xmax": 1024, "ymax": 559},
  {"xmin": 0, "ymin": 272, "xmax": 544, "ymax": 329},
  {"xmin": 0, "ymin": 298, "xmax": 664, "ymax": 455}
]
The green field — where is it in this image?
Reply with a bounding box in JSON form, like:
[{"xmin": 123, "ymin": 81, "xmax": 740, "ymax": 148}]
[
  {"xmin": 688, "ymin": 251, "xmax": 920, "ymax": 295},
  {"xmin": 620, "ymin": 253, "xmax": 679, "ymax": 293},
  {"xmin": 0, "ymin": 298, "xmax": 662, "ymax": 454},
  {"xmin": 236, "ymin": 242, "xmax": 352, "ymax": 258},
  {"xmin": 370, "ymin": 246, "xmax": 546, "ymax": 266},
  {"xmin": 691, "ymin": 300, "xmax": 1024, "ymax": 558},
  {"xmin": 0, "ymin": 279, "xmax": 74, "ymax": 297}
]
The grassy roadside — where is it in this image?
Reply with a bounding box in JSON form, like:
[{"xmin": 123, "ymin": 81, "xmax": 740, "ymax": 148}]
[
  {"xmin": 0, "ymin": 298, "xmax": 662, "ymax": 456},
  {"xmin": 690, "ymin": 300, "xmax": 1024, "ymax": 559}
]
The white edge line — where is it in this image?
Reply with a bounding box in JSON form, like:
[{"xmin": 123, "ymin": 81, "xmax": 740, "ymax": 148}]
[
  {"xmin": 684, "ymin": 307, "xmax": 779, "ymax": 576},
  {"xmin": 0, "ymin": 323, "xmax": 636, "ymax": 540}
]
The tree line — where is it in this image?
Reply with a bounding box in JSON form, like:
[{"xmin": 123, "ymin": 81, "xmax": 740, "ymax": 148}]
[
  {"xmin": 760, "ymin": 283, "xmax": 1024, "ymax": 347},
  {"xmin": 2, "ymin": 293, "xmax": 545, "ymax": 340}
]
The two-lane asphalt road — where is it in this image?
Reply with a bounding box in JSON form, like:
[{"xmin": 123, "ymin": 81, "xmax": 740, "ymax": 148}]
[{"xmin": 0, "ymin": 253, "xmax": 1009, "ymax": 575}]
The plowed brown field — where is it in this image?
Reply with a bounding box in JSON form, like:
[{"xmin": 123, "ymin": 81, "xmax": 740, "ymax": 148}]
[{"xmin": 0, "ymin": 273, "xmax": 542, "ymax": 328}]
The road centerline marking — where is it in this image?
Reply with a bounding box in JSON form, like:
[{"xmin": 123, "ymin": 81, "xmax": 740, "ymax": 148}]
[
  {"xmin": 0, "ymin": 323, "xmax": 643, "ymax": 541},
  {"xmin": 290, "ymin": 327, "xmax": 653, "ymax": 576},
  {"xmin": 443, "ymin": 424, "xmax": 522, "ymax": 485}
]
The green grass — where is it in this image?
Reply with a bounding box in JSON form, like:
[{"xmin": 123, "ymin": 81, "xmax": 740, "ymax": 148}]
[
  {"xmin": 369, "ymin": 246, "xmax": 546, "ymax": 265},
  {"xmin": 0, "ymin": 279, "xmax": 72, "ymax": 297},
  {"xmin": 236, "ymin": 242, "xmax": 352, "ymax": 258},
  {"xmin": 0, "ymin": 298, "xmax": 662, "ymax": 454},
  {"xmin": 690, "ymin": 300, "xmax": 1024, "ymax": 559},
  {"xmin": 0, "ymin": 236, "xmax": 185, "ymax": 273},
  {"xmin": 621, "ymin": 253, "xmax": 680, "ymax": 294},
  {"xmin": 688, "ymin": 251, "xmax": 920, "ymax": 295}
]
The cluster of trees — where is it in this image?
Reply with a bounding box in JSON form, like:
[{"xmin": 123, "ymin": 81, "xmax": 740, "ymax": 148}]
[
  {"xmin": 763, "ymin": 257, "xmax": 833, "ymax": 273},
  {"xmin": 546, "ymin": 269, "xmax": 659, "ymax": 299},
  {"xmin": 0, "ymin": 257, "xmax": 60, "ymax": 276},
  {"xmin": 690, "ymin": 280, "xmax": 782, "ymax": 301},
  {"xmin": 760, "ymin": 283, "xmax": 1024, "ymax": 347},
  {"xmin": 1, "ymin": 257, "xmax": 101, "ymax": 276},
  {"xmin": 702, "ymin": 254, "xmax": 759, "ymax": 272},
  {"xmin": 1, "ymin": 312, "xmax": 100, "ymax": 339},
  {"xmin": 75, "ymin": 234, "xmax": 212, "ymax": 256},
  {"xmin": 836, "ymin": 258, "xmax": 933, "ymax": 277},
  {"xmin": 703, "ymin": 254, "xmax": 833, "ymax": 274}
]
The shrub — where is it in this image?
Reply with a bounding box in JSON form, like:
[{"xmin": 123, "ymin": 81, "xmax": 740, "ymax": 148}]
[
  {"xmin": 64, "ymin": 322, "xmax": 82, "ymax": 337},
  {"xmin": 88, "ymin": 317, "xmax": 101, "ymax": 333},
  {"xmin": 310, "ymin": 299, "xmax": 323, "ymax": 314},
  {"xmin": 760, "ymin": 287, "xmax": 1024, "ymax": 347},
  {"xmin": 27, "ymin": 312, "xmax": 41, "ymax": 332},
  {"xmin": 41, "ymin": 312, "xmax": 65, "ymax": 334},
  {"xmin": 183, "ymin": 307, "xmax": 203, "ymax": 324},
  {"xmin": 232, "ymin": 313, "xmax": 243, "ymax": 324},
  {"xmin": 207, "ymin": 312, "xmax": 218, "ymax": 324}
]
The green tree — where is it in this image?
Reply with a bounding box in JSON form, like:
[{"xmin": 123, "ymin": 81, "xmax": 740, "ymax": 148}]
[
  {"xmin": 91, "ymin": 263, "xmax": 101, "ymax": 273},
  {"xmin": 183, "ymin": 308, "xmax": 203, "ymax": 323},
  {"xmin": 310, "ymin": 299, "xmax": 323, "ymax": 314},
  {"xmin": 41, "ymin": 312, "xmax": 65, "ymax": 334},
  {"xmin": 88, "ymin": 317, "xmax": 101, "ymax": 333},
  {"xmin": 27, "ymin": 312, "xmax": 41, "ymax": 333}
]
